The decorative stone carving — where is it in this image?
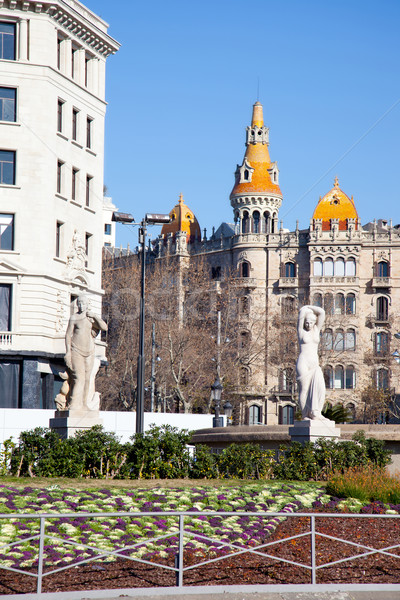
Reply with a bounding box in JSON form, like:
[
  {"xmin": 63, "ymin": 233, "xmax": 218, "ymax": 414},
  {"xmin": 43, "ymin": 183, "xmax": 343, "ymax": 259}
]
[{"xmin": 64, "ymin": 230, "xmax": 87, "ymax": 280}]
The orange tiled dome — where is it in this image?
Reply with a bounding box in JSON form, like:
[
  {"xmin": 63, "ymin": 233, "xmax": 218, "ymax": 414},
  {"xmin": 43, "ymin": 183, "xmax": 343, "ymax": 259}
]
[
  {"xmin": 313, "ymin": 177, "xmax": 359, "ymax": 231},
  {"xmin": 161, "ymin": 193, "xmax": 201, "ymax": 242},
  {"xmin": 230, "ymin": 102, "xmax": 282, "ymax": 198}
]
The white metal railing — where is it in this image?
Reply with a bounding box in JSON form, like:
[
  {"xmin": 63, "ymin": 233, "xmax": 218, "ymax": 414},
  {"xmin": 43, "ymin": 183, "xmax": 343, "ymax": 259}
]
[
  {"xmin": 0, "ymin": 332, "xmax": 12, "ymax": 346},
  {"xmin": 0, "ymin": 510, "xmax": 399, "ymax": 597}
]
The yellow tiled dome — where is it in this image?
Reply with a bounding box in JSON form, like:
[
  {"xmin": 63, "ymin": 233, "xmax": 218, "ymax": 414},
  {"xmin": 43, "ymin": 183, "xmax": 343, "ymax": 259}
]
[
  {"xmin": 313, "ymin": 177, "xmax": 359, "ymax": 230},
  {"xmin": 161, "ymin": 193, "xmax": 201, "ymax": 242}
]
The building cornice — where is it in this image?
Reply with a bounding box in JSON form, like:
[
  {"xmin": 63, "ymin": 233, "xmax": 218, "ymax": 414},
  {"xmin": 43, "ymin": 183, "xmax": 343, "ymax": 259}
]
[{"xmin": 0, "ymin": 0, "xmax": 120, "ymax": 56}]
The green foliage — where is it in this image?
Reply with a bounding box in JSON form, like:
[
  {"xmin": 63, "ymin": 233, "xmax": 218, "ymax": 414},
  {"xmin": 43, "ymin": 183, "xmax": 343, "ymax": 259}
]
[
  {"xmin": 0, "ymin": 438, "xmax": 16, "ymax": 476},
  {"xmin": 128, "ymin": 425, "xmax": 192, "ymax": 479},
  {"xmin": 190, "ymin": 444, "xmax": 219, "ymax": 479},
  {"xmin": 322, "ymin": 403, "xmax": 353, "ymax": 424},
  {"xmin": 327, "ymin": 465, "xmax": 400, "ymax": 504},
  {"xmin": 191, "ymin": 444, "xmax": 274, "ymax": 480},
  {"xmin": 273, "ymin": 432, "xmax": 391, "ymax": 481}
]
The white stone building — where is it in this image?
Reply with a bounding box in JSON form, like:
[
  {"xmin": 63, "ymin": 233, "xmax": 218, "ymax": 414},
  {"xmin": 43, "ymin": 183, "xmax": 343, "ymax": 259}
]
[{"xmin": 0, "ymin": 0, "xmax": 119, "ymax": 408}]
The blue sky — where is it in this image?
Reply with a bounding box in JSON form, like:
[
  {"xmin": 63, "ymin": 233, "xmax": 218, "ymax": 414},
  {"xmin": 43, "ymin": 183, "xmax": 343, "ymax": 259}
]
[{"xmin": 85, "ymin": 0, "xmax": 400, "ymax": 248}]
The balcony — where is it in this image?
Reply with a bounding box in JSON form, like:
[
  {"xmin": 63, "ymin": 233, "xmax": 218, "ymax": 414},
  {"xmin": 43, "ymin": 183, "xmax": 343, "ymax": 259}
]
[
  {"xmin": 310, "ymin": 276, "xmax": 359, "ymax": 287},
  {"xmin": 278, "ymin": 277, "xmax": 298, "ymax": 289},
  {"xmin": 232, "ymin": 277, "xmax": 258, "ymax": 288},
  {"xmin": 365, "ymin": 314, "xmax": 392, "ymax": 328},
  {"xmin": 371, "ymin": 276, "xmax": 391, "ymax": 290},
  {"xmin": 0, "ymin": 333, "xmax": 13, "ymax": 348}
]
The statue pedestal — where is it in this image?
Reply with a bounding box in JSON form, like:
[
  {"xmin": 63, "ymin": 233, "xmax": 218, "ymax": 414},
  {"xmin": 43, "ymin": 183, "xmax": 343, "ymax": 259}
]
[
  {"xmin": 289, "ymin": 419, "xmax": 341, "ymax": 444},
  {"xmin": 49, "ymin": 410, "xmax": 103, "ymax": 439}
]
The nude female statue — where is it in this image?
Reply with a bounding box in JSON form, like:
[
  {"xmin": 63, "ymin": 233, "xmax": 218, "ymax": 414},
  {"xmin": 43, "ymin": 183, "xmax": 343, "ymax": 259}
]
[
  {"xmin": 296, "ymin": 305, "xmax": 327, "ymax": 420},
  {"xmin": 65, "ymin": 295, "xmax": 107, "ymax": 410}
]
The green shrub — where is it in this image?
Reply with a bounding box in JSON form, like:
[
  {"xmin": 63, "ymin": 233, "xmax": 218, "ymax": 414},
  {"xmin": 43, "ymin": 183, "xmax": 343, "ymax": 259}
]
[
  {"xmin": 217, "ymin": 444, "xmax": 274, "ymax": 479},
  {"xmin": 327, "ymin": 465, "xmax": 400, "ymax": 504},
  {"xmin": 190, "ymin": 444, "xmax": 219, "ymax": 479},
  {"xmin": 128, "ymin": 425, "xmax": 192, "ymax": 479},
  {"xmin": 0, "ymin": 438, "xmax": 15, "ymax": 476}
]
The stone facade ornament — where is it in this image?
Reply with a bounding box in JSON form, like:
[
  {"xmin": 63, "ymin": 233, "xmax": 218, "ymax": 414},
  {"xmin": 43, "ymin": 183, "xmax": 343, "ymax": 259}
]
[{"xmin": 64, "ymin": 230, "xmax": 87, "ymax": 280}]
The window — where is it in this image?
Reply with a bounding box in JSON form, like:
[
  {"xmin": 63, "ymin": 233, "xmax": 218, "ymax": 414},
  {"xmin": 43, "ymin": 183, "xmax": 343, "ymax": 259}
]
[
  {"xmin": 377, "ymin": 368, "xmax": 389, "ymax": 390},
  {"xmin": 244, "ymin": 169, "xmax": 249, "ymax": 180},
  {"xmin": 345, "ymin": 366, "xmax": 355, "ymax": 389},
  {"xmin": 240, "ymin": 331, "xmax": 250, "ymax": 349},
  {"xmin": 239, "ymin": 296, "xmax": 249, "ymax": 315},
  {"xmin": 240, "ymin": 366, "xmax": 249, "ymax": 386},
  {"xmin": 253, "ymin": 211, "xmax": 260, "ymax": 233},
  {"xmin": 57, "ymin": 36, "xmax": 62, "ymax": 70},
  {"xmin": 377, "ymin": 261, "xmax": 389, "ymax": 277},
  {"xmin": 249, "ymin": 404, "xmax": 262, "ymax": 425},
  {"xmin": 0, "ymin": 87, "xmax": 16, "ymax": 122},
  {"xmin": 72, "ymin": 168, "xmax": 79, "ymax": 201},
  {"xmin": 85, "ymin": 233, "xmax": 92, "ymax": 267},
  {"xmin": 324, "ymin": 366, "xmax": 333, "ymax": 389},
  {"xmin": 322, "ymin": 328, "xmax": 333, "ymax": 351},
  {"xmin": 334, "ymin": 365, "xmax": 344, "ymax": 389},
  {"xmin": 334, "ymin": 330, "xmax": 344, "ymax": 352},
  {"xmin": 0, "ymin": 284, "xmax": 11, "ymax": 331},
  {"xmin": 56, "ymin": 160, "xmax": 64, "ymax": 194},
  {"xmin": 282, "ymin": 296, "xmax": 296, "ymax": 316},
  {"xmin": 346, "ymin": 293, "xmax": 356, "ymax": 314},
  {"xmin": 84, "ymin": 55, "xmax": 90, "ymax": 87},
  {"xmin": 211, "ymin": 266, "xmax": 221, "ymax": 280},
  {"xmin": 86, "ymin": 117, "xmax": 93, "ymax": 149},
  {"xmin": 324, "ymin": 293, "xmax": 334, "ymax": 315},
  {"xmin": 335, "ymin": 258, "xmax": 345, "ymax": 276},
  {"xmin": 313, "ymin": 258, "xmax": 323, "ymax": 276},
  {"xmin": 57, "ymin": 99, "xmax": 64, "ymax": 133},
  {"xmin": 280, "ymin": 404, "xmax": 294, "ymax": 425},
  {"xmin": 241, "ymin": 211, "xmax": 249, "ymax": 234},
  {"xmin": 324, "ymin": 258, "xmax": 334, "ymax": 276},
  {"xmin": 313, "ymin": 293, "xmax": 322, "ymax": 307},
  {"xmin": 0, "ymin": 22, "xmax": 15, "ymax": 60},
  {"xmin": 239, "ymin": 261, "xmax": 250, "ymax": 278},
  {"xmin": 346, "ymin": 329, "xmax": 356, "ymax": 351},
  {"xmin": 0, "ymin": 151, "xmax": 15, "ymax": 185},
  {"xmin": 335, "ymin": 293, "xmax": 344, "ymax": 315},
  {"xmin": 0, "ymin": 359, "xmax": 21, "ymax": 408},
  {"xmin": 263, "ymin": 211, "xmax": 270, "ymax": 233},
  {"xmin": 281, "ymin": 368, "xmax": 294, "ymax": 392},
  {"xmin": 104, "ymin": 223, "xmax": 111, "ymax": 235},
  {"xmin": 55, "ymin": 221, "xmax": 63, "ymax": 257},
  {"xmin": 375, "ymin": 331, "xmax": 389, "ymax": 356},
  {"xmin": 345, "ymin": 258, "xmax": 356, "ymax": 276},
  {"xmin": 0, "ymin": 214, "xmax": 13, "ymax": 250},
  {"xmin": 72, "ymin": 108, "xmax": 79, "ymax": 141},
  {"xmin": 86, "ymin": 175, "xmax": 92, "ymax": 207},
  {"xmin": 285, "ymin": 262, "xmax": 296, "ymax": 277},
  {"xmin": 377, "ymin": 296, "xmax": 389, "ymax": 321}
]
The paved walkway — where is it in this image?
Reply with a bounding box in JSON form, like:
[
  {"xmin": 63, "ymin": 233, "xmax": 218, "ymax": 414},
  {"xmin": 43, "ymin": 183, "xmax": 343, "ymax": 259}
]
[{"xmin": 78, "ymin": 592, "xmax": 400, "ymax": 600}]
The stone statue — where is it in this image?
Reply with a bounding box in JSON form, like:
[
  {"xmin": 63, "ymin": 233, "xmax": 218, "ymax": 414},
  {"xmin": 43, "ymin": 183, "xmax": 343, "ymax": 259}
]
[
  {"xmin": 296, "ymin": 305, "xmax": 327, "ymax": 421},
  {"xmin": 64, "ymin": 295, "xmax": 107, "ymax": 410}
]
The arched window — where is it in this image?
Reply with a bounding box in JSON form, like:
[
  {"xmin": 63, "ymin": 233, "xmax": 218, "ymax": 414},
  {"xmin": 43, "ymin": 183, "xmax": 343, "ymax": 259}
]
[
  {"xmin": 313, "ymin": 258, "xmax": 323, "ymax": 276},
  {"xmin": 334, "ymin": 365, "xmax": 344, "ymax": 389},
  {"xmin": 281, "ymin": 296, "xmax": 296, "ymax": 316},
  {"xmin": 252, "ymin": 211, "xmax": 260, "ymax": 233},
  {"xmin": 324, "ymin": 293, "xmax": 334, "ymax": 315},
  {"xmin": 346, "ymin": 329, "xmax": 356, "ymax": 351},
  {"xmin": 313, "ymin": 293, "xmax": 323, "ymax": 307},
  {"xmin": 346, "ymin": 402, "xmax": 356, "ymax": 420},
  {"xmin": 335, "ymin": 258, "xmax": 345, "ymax": 276},
  {"xmin": 280, "ymin": 404, "xmax": 294, "ymax": 425},
  {"xmin": 240, "ymin": 366, "xmax": 250, "ymax": 386},
  {"xmin": 239, "ymin": 296, "xmax": 249, "ymax": 315},
  {"xmin": 335, "ymin": 293, "xmax": 344, "ymax": 315},
  {"xmin": 241, "ymin": 211, "xmax": 250, "ymax": 234},
  {"xmin": 375, "ymin": 331, "xmax": 389, "ymax": 356},
  {"xmin": 324, "ymin": 258, "xmax": 334, "ymax": 276},
  {"xmin": 377, "ymin": 261, "xmax": 389, "ymax": 277},
  {"xmin": 345, "ymin": 366, "xmax": 355, "ymax": 389},
  {"xmin": 285, "ymin": 262, "xmax": 296, "ymax": 277},
  {"xmin": 240, "ymin": 261, "xmax": 250, "ymax": 278},
  {"xmin": 324, "ymin": 366, "xmax": 333, "ymax": 389},
  {"xmin": 345, "ymin": 258, "xmax": 356, "ymax": 276},
  {"xmin": 334, "ymin": 330, "xmax": 344, "ymax": 352},
  {"xmin": 263, "ymin": 211, "xmax": 270, "ymax": 233},
  {"xmin": 346, "ymin": 293, "xmax": 356, "ymax": 315},
  {"xmin": 249, "ymin": 404, "xmax": 262, "ymax": 425},
  {"xmin": 376, "ymin": 368, "xmax": 389, "ymax": 390},
  {"xmin": 377, "ymin": 296, "xmax": 389, "ymax": 321},
  {"xmin": 322, "ymin": 328, "xmax": 333, "ymax": 351},
  {"xmin": 244, "ymin": 169, "xmax": 249, "ymax": 181}
]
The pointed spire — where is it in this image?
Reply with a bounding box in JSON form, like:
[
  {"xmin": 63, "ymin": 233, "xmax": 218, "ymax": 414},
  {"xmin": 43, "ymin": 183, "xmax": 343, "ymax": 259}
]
[
  {"xmin": 334, "ymin": 175, "xmax": 339, "ymax": 188},
  {"xmin": 251, "ymin": 101, "xmax": 264, "ymax": 128},
  {"xmin": 179, "ymin": 192, "xmax": 184, "ymax": 205}
]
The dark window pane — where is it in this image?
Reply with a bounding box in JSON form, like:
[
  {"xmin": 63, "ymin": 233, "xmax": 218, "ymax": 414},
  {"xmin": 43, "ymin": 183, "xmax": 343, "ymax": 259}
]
[
  {"xmin": 0, "ymin": 87, "xmax": 16, "ymax": 121},
  {"xmin": 0, "ymin": 360, "xmax": 20, "ymax": 407},
  {"xmin": 0, "ymin": 214, "xmax": 13, "ymax": 250},
  {"xmin": 0, "ymin": 284, "xmax": 11, "ymax": 330},
  {"xmin": 0, "ymin": 150, "xmax": 15, "ymax": 184},
  {"xmin": 0, "ymin": 22, "xmax": 16, "ymax": 60}
]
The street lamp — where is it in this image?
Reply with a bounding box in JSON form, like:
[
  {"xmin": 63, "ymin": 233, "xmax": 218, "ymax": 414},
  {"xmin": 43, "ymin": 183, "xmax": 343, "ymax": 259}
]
[
  {"xmin": 112, "ymin": 211, "xmax": 170, "ymax": 434},
  {"xmin": 223, "ymin": 400, "xmax": 233, "ymax": 425},
  {"xmin": 211, "ymin": 375, "xmax": 224, "ymax": 427}
]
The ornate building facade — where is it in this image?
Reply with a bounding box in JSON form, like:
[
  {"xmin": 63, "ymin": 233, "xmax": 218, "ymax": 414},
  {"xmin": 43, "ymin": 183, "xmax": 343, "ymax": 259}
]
[
  {"xmin": 0, "ymin": 1, "xmax": 119, "ymax": 409},
  {"xmin": 145, "ymin": 101, "xmax": 400, "ymax": 424}
]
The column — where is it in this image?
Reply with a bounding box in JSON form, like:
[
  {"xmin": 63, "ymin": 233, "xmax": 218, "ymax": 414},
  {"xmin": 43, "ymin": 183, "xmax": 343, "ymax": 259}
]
[{"xmin": 19, "ymin": 18, "xmax": 28, "ymax": 61}]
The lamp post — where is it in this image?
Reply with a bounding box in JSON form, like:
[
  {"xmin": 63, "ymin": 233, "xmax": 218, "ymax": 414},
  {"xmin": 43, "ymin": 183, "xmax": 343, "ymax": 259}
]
[
  {"xmin": 212, "ymin": 375, "xmax": 224, "ymax": 427},
  {"xmin": 112, "ymin": 211, "xmax": 170, "ymax": 434},
  {"xmin": 223, "ymin": 400, "xmax": 233, "ymax": 425}
]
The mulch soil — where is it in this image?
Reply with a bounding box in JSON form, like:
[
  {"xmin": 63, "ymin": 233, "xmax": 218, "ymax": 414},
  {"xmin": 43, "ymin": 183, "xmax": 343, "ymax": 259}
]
[{"xmin": 1, "ymin": 510, "xmax": 400, "ymax": 594}]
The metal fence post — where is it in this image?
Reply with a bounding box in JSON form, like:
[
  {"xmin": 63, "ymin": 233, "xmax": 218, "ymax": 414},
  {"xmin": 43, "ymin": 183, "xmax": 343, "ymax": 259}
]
[
  {"xmin": 37, "ymin": 517, "xmax": 45, "ymax": 594},
  {"xmin": 311, "ymin": 515, "xmax": 316, "ymax": 585},
  {"xmin": 178, "ymin": 514, "xmax": 184, "ymax": 587}
]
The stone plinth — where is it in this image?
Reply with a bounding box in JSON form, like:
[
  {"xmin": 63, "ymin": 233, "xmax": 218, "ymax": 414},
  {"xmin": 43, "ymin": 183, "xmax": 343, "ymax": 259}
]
[
  {"xmin": 49, "ymin": 410, "xmax": 103, "ymax": 439},
  {"xmin": 289, "ymin": 419, "xmax": 340, "ymax": 444}
]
